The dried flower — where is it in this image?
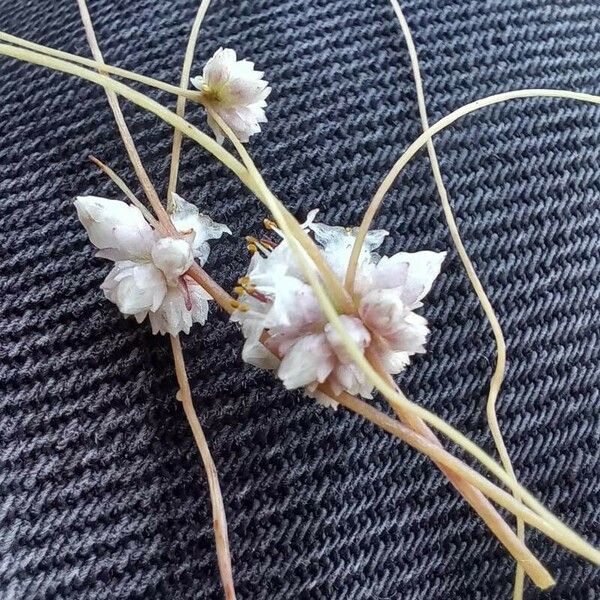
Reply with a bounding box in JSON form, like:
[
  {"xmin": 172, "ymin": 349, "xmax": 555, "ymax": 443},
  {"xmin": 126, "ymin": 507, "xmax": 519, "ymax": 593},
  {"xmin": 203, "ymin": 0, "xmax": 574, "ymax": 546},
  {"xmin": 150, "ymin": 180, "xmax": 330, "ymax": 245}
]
[
  {"xmin": 232, "ymin": 211, "xmax": 445, "ymax": 406},
  {"xmin": 75, "ymin": 194, "xmax": 230, "ymax": 335},
  {"xmin": 191, "ymin": 47, "xmax": 271, "ymax": 144}
]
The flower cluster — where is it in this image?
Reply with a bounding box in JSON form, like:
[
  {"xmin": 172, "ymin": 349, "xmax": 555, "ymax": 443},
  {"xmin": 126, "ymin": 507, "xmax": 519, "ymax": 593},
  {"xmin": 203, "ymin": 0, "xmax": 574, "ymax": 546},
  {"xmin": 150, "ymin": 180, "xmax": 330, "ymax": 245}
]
[
  {"xmin": 192, "ymin": 47, "xmax": 271, "ymax": 144},
  {"xmin": 231, "ymin": 212, "xmax": 445, "ymax": 406},
  {"xmin": 75, "ymin": 193, "xmax": 230, "ymax": 336}
]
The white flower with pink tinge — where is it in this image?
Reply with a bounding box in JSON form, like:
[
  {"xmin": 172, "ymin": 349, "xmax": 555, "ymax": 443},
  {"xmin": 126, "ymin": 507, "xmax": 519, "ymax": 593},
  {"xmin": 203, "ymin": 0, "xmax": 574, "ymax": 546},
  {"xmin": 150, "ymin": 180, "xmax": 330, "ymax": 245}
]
[
  {"xmin": 191, "ymin": 47, "xmax": 271, "ymax": 144},
  {"xmin": 231, "ymin": 211, "xmax": 445, "ymax": 407},
  {"xmin": 75, "ymin": 193, "xmax": 230, "ymax": 336}
]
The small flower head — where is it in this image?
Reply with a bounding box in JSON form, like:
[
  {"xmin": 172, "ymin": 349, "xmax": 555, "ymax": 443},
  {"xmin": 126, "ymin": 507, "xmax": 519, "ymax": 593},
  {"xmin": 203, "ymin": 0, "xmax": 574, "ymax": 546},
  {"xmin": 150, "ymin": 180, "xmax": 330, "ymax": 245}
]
[
  {"xmin": 232, "ymin": 211, "xmax": 445, "ymax": 407},
  {"xmin": 191, "ymin": 47, "xmax": 271, "ymax": 144},
  {"xmin": 75, "ymin": 194, "xmax": 229, "ymax": 336}
]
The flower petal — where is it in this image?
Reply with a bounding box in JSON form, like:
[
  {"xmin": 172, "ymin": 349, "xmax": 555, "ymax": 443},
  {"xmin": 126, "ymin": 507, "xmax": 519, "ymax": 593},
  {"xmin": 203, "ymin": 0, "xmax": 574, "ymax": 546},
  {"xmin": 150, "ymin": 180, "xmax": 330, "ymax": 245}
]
[
  {"xmin": 237, "ymin": 317, "xmax": 280, "ymax": 370},
  {"xmin": 330, "ymin": 362, "xmax": 373, "ymax": 399},
  {"xmin": 201, "ymin": 47, "xmax": 236, "ymax": 88},
  {"xmin": 148, "ymin": 275, "xmax": 213, "ymax": 336},
  {"xmin": 264, "ymin": 276, "xmax": 323, "ymax": 330},
  {"xmin": 101, "ymin": 261, "xmax": 166, "ymax": 316},
  {"xmin": 151, "ymin": 237, "xmax": 193, "ymax": 282},
  {"xmin": 374, "ymin": 251, "xmax": 446, "ymax": 306},
  {"xmin": 277, "ymin": 333, "xmax": 334, "ymax": 389},
  {"xmin": 308, "ymin": 219, "xmax": 388, "ymax": 281},
  {"xmin": 359, "ymin": 288, "xmax": 407, "ymax": 337},
  {"xmin": 75, "ymin": 196, "xmax": 155, "ymax": 261},
  {"xmin": 323, "ymin": 315, "xmax": 370, "ymax": 364},
  {"xmin": 168, "ymin": 193, "xmax": 231, "ymax": 264}
]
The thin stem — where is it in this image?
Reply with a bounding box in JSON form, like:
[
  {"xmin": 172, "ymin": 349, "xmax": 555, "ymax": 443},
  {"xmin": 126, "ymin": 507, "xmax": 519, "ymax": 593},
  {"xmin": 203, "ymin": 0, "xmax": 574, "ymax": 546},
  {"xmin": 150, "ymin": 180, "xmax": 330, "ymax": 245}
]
[
  {"xmin": 187, "ymin": 263, "xmax": 237, "ymax": 314},
  {"xmin": 0, "ymin": 31, "xmax": 199, "ymax": 99},
  {"xmin": 170, "ymin": 335, "xmax": 236, "ymax": 600},
  {"xmin": 387, "ymin": 2, "xmax": 524, "ymax": 596},
  {"xmin": 367, "ymin": 348, "xmax": 550, "ymax": 587},
  {"xmin": 76, "ymin": 0, "xmax": 171, "ymax": 229},
  {"xmin": 248, "ymin": 185, "xmax": 600, "ymax": 565},
  {"xmin": 88, "ymin": 155, "xmax": 160, "ymax": 229},
  {"xmin": 345, "ymin": 88, "xmax": 600, "ymax": 291},
  {"xmin": 203, "ymin": 107, "xmax": 600, "ymax": 567},
  {"xmin": 178, "ymin": 270, "xmax": 553, "ymax": 587},
  {"xmin": 331, "ymin": 387, "xmax": 584, "ymax": 568},
  {"xmin": 168, "ymin": 0, "xmax": 212, "ymax": 198}
]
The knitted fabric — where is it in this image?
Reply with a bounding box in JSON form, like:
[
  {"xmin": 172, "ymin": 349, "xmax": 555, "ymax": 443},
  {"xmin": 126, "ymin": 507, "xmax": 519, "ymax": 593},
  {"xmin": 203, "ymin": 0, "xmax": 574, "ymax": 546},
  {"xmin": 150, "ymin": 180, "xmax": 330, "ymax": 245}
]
[{"xmin": 0, "ymin": 0, "xmax": 599, "ymax": 598}]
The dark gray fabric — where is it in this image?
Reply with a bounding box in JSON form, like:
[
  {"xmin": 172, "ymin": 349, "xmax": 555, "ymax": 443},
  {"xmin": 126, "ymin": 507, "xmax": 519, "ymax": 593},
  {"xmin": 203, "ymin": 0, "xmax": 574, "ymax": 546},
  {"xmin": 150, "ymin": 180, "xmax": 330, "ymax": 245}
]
[{"xmin": 0, "ymin": 0, "xmax": 599, "ymax": 598}]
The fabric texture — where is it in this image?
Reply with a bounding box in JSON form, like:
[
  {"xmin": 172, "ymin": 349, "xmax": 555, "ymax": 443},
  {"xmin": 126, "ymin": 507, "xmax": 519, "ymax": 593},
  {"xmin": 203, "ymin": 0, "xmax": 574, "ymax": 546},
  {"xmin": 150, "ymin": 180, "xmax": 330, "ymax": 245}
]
[{"xmin": 1, "ymin": 0, "xmax": 599, "ymax": 598}]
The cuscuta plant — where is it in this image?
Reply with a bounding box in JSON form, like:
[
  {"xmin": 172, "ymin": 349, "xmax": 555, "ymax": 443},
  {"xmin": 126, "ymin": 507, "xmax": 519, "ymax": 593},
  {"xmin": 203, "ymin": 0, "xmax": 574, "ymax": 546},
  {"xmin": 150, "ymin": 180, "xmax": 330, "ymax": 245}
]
[
  {"xmin": 2, "ymin": 35, "xmax": 600, "ymax": 588},
  {"xmin": 0, "ymin": 1, "xmax": 599, "ymax": 598}
]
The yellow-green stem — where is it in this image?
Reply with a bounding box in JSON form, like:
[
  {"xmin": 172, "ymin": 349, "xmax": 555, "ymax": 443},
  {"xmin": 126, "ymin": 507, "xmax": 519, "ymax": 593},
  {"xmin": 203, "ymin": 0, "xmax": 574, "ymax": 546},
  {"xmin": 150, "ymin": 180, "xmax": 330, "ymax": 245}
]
[
  {"xmin": 387, "ymin": 1, "xmax": 524, "ymax": 597},
  {"xmin": 345, "ymin": 88, "xmax": 600, "ymax": 291},
  {"xmin": 0, "ymin": 31, "xmax": 198, "ymax": 99},
  {"xmin": 167, "ymin": 0, "xmax": 212, "ymax": 198}
]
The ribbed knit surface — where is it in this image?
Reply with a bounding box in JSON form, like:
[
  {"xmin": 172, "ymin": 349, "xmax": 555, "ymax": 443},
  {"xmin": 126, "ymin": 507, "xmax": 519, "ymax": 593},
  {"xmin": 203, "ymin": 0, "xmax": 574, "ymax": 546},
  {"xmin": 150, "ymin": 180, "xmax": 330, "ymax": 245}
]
[{"xmin": 1, "ymin": 0, "xmax": 599, "ymax": 598}]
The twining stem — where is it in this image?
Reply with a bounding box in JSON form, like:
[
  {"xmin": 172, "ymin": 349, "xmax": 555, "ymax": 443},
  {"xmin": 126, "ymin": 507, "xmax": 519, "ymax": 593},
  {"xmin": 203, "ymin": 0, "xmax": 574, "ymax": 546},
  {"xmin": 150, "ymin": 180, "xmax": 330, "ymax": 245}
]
[
  {"xmin": 199, "ymin": 111, "xmax": 600, "ymax": 568},
  {"xmin": 0, "ymin": 31, "xmax": 199, "ymax": 99},
  {"xmin": 367, "ymin": 348, "xmax": 551, "ymax": 587},
  {"xmin": 345, "ymin": 88, "xmax": 600, "ymax": 291},
  {"xmin": 76, "ymin": 0, "xmax": 172, "ymax": 230},
  {"xmin": 203, "ymin": 109, "xmax": 596, "ymax": 576},
  {"xmin": 387, "ymin": 2, "xmax": 524, "ymax": 597},
  {"xmin": 167, "ymin": 0, "xmax": 212, "ymax": 198},
  {"xmin": 2, "ymin": 39, "xmax": 599, "ymax": 566},
  {"xmin": 86, "ymin": 155, "xmax": 586, "ymax": 581},
  {"xmin": 170, "ymin": 335, "xmax": 236, "ymax": 600},
  {"xmin": 330, "ymin": 387, "xmax": 590, "ymax": 561},
  {"xmin": 246, "ymin": 183, "xmax": 600, "ymax": 566}
]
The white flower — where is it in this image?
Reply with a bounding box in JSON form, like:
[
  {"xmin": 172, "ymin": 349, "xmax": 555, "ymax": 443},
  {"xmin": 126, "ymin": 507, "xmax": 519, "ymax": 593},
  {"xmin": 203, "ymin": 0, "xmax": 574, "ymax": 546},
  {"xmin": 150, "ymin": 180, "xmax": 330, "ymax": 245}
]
[
  {"xmin": 75, "ymin": 194, "xmax": 229, "ymax": 336},
  {"xmin": 191, "ymin": 47, "xmax": 271, "ymax": 144},
  {"xmin": 231, "ymin": 210, "xmax": 445, "ymax": 406}
]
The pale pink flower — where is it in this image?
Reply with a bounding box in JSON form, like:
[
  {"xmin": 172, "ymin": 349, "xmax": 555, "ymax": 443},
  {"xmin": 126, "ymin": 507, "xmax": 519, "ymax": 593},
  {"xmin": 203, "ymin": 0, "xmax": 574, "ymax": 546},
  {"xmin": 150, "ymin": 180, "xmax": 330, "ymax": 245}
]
[
  {"xmin": 191, "ymin": 47, "xmax": 271, "ymax": 143},
  {"xmin": 75, "ymin": 194, "xmax": 229, "ymax": 336},
  {"xmin": 232, "ymin": 211, "xmax": 445, "ymax": 406}
]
